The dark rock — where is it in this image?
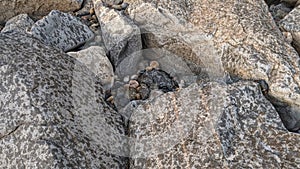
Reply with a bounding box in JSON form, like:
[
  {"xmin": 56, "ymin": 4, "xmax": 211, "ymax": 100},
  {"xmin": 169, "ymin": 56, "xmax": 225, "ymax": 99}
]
[{"xmin": 31, "ymin": 10, "xmax": 94, "ymax": 52}]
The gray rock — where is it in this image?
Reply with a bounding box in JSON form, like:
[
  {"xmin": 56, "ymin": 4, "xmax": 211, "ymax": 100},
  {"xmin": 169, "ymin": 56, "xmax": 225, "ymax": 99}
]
[
  {"xmin": 1, "ymin": 14, "xmax": 34, "ymax": 33},
  {"xmin": 31, "ymin": 10, "xmax": 94, "ymax": 52},
  {"xmin": 127, "ymin": 1, "xmax": 300, "ymax": 131},
  {"xmin": 129, "ymin": 81, "xmax": 300, "ymax": 168},
  {"xmin": 68, "ymin": 46, "xmax": 114, "ymax": 90},
  {"xmin": 0, "ymin": 0, "xmax": 83, "ymax": 24},
  {"xmin": 281, "ymin": 0, "xmax": 300, "ymax": 6},
  {"xmin": 269, "ymin": 3, "xmax": 292, "ymax": 24},
  {"xmin": 0, "ymin": 31, "xmax": 128, "ymax": 168},
  {"xmin": 280, "ymin": 5, "xmax": 300, "ymax": 54},
  {"xmin": 93, "ymin": 1, "xmax": 142, "ymax": 67}
]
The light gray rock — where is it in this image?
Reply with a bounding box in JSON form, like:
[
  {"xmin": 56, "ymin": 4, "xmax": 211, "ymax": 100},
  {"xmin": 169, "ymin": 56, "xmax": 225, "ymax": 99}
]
[
  {"xmin": 93, "ymin": 1, "xmax": 142, "ymax": 67},
  {"xmin": 0, "ymin": 0, "xmax": 83, "ymax": 24},
  {"xmin": 31, "ymin": 10, "xmax": 94, "ymax": 52},
  {"xmin": 269, "ymin": 3, "xmax": 292, "ymax": 24},
  {"xmin": 280, "ymin": 5, "xmax": 300, "ymax": 54},
  {"xmin": 129, "ymin": 81, "xmax": 300, "ymax": 168},
  {"xmin": 127, "ymin": 1, "xmax": 300, "ymax": 131},
  {"xmin": 1, "ymin": 14, "xmax": 34, "ymax": 33},
  {"xmin": 68, "ymin": 46, "xmax": 114, "ymax": 90},
  {"xmin": 0, "ymin": 31, "xmax": 128, "ymax": 168}
]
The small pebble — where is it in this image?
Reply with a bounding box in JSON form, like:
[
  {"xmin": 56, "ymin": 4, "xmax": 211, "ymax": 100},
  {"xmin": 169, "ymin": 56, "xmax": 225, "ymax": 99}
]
[
  {"xmin": 135, "ymin": 93, "xmax": 141, "ymax": 100},
  {"xmin": 123, "ymin": 76, "xmax": 130, "ymax": 83},
  {"xmin": 106, "ymin": 95, "xmax": 114, "ymax": 102},
  {"xmin": 89, "ymin": 8, "xmax": 95, "ymax": 15},
  {"xmin": 124, "ymin": 84, "xmax": 130, "ymax": 89},
  {"xmin": 129, "ymin": 80, "xmax": 139, "ymax": 88},
  {"xmin": 131, "ymin": 74, "xmax": 138, "ymax": 80},
  {"xmin": 150, "ymin": 60, "xmax": 159, "ymax": 69},
  {"xmin": 146, "ymin": 66, "xmax": 153, "ymax": 71}
]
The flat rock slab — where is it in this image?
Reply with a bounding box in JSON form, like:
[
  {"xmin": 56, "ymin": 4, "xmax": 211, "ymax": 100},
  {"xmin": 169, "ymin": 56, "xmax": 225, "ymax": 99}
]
[
  {"xmin": 1, "ymin": 14, "xmax": 34, "ymax": 33},
  {"xmin": 0, "ymin": 31, "xmax": 127, "ymax": 168},
  {"xmin": 31, "ymin": 10, "xmax": 94, "ymax": 52},
  {"xmin": 0, "ymin": 0, "xmax": 83, "ymax": 24},
  {"xmin": 129, "ymin": 81, "xmax": 300, "ymax": 168}
]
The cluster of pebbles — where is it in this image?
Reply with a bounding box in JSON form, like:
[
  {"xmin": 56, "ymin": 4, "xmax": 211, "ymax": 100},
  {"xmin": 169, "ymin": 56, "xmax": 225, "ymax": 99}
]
[{"xmin": 106, "ymin": 60, "xmax": 179, "ymax": 109}]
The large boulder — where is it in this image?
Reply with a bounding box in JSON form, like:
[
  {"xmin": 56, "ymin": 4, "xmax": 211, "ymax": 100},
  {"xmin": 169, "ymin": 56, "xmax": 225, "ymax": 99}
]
[
  {"xmin": 31, "ymin": 10, "xmax": 94, "ymax": 52},
  {"xmin": 0, "ymin": 31, "xmax": 128, "ymax": 168},
  {"xmin": 93, "ymin": 0, "xmax": 142, "ymax": 68},
  {"xmin": 129, "ymin": 81, "xmax": 300, "ymax": 168},
  {"xmin": 0, "ymin": 0, "xmax": 83, "ymax": 24},
  {"xmin": 126, "ymin": 0, "xmax": 300, "ymax": 131}
]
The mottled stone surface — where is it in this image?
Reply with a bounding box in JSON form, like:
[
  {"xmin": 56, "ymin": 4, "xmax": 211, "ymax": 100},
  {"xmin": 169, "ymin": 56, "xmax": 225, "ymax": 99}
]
[
  {"xmin": 68, "ymin": 46, "xmax": 114, "ymax": 90},
  {"xmin": 269, "ymin": 3, "xmax": 292, "ymax": 24},
  {"xmin": 127, "ymin": 1, "xmax": 300, "ymax": 131},
  {"xmin": 0, "ymin": 0, "xmax": 83, "ymax": 24},
  {"xmin": 129, "ymin": 81, "xmax": 300, "ymax": 168},
  {"xmin": 281, "ymin": 0, "xmax": 300, "ymax": 6},
  {"xmin": 0, "ymin": 31, "xmax": 128, "ymax": 168},
  {"xmin": 94, "ymin": 0, "xmax": 142, "ymax": 67},
  {"xmin": 280, "ymin": 5, "xmax": 300, "ymax": 53},
  {"xmin": 1, "ymin": 14, "xmax": 34, "ymax": 33},
  {"xmin": 31, "ymin": 10, "xmax": 94, "ymax": 52}
]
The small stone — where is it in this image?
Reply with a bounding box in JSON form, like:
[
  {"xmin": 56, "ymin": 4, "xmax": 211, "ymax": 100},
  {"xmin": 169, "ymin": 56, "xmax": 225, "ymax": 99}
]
[
  {"xmin": 135, "ymin": 93, "xmax": 141, "ymax": 100},
  {"xmin": 106, "ymin": 95, "xmax": 114, "ymax": 102},
  {"xmin": 129, "ymin": 80, "xmax": 139, "ymax": 88},
  {"xmin": 124, "ymin": 84, "xmax": 130, "ymax": 89},
  {"xmin": 146, "ymin": 66, "xmax": 153, "ymax": 71},
  {"xmin": 150, "ymin": 60, "xmax": 159, "ymax": 69},
  {"xmin": 90, "ymin": 7, "xmax": 95, "ymax": 15},
  {"xmin": 123, "ymin": 76, "xmax": 130, "ymax": 83},
  {"xmin": 131, "ymin": 74, "xmax": 138, "ymax": 80}
]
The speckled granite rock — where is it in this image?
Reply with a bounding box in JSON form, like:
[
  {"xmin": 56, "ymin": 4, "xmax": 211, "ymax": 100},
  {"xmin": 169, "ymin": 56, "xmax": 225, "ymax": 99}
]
[
  {"xmin": 280, "ymin": 5, "xmax": 300, "ymax": 54},
  {"xmin": 0, "ymin": 31, "xmax": 128, "ymax": 168},
  {"xmin": 127, "ymin": 1, "xmax": 300, "ymax": 131},
  {"xmin": 68, "ymin": 46, "xmax": 114, "ymax": 90},
  {"xmin": 0, "ymin": 0, "xmax": 83, "ymax": 24},
  {"xmin": 93, "ymin": 0, "xmax": 142, "ymax": 67},
  {"xmin": 1, "ymin": 14, "xmax": 34, "ymax": 33},
  {"xmin": 269, "ymin": 3, "xmax": 292, "ymax": 24},
  {"xmin": 129, "ymin": 81, "xmax": 300, "ymax": 168},
  {"xmin": 31, "ymin": 10, "xmax": 94, "ymax": 52}
]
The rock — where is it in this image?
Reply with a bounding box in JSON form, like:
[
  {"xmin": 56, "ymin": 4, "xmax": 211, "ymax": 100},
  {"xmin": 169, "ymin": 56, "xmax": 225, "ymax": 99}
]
[
  {"xmin": 129, "ymin": 81, "xmax": 300, "ymax": 168},
  {"xmin": 128, "ymin": 1, "xmax": 300, "ymax": 131},
  {"xmin": 269, "ymin": 3, "xmax": 292, "ymax": 24},
  {"xmin": 0, "ymin": 0, "xmax": 83, "ymax": 24},
  {"xmin": 280, "ymin": 5, "xmax": 300, "ymax": 54},
  {"xmin": 0, "ymin": 31, "xmax": 128, "ymax": 168},
  {"xmin": 31, "ymin": 10, "xmax": 94, "ymax": 52},
  {"xmin": 68, "ymin": 46, "xmax": 114, "ymax": 90},
  {"xmin": 93, "ymin": 1, "xmax": 142, "ymax": 67},
  {"xmin": 1, "ymin": 14, "xmax": 34, "ymax": 33}
]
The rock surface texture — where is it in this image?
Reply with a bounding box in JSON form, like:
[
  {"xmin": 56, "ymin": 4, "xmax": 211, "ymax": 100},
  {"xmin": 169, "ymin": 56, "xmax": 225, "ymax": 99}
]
[
  {"xmin": 0, "ymin": 31, "xmax": 128, "ymax": 168},
  {"xmin": 94, "ymin": 0, "xmax": 142, "ymax": 67},
  {"xmin": 0, "ymin": 0, "xmax": 83, "ymax": 24},
  {"xmin": 129, "ymin": 82, "xmax": 300, "ymax": 168},
  {"xmin": 127, "ymin": 0, "xmax": 300, "ymax": 131},
  {"xmin": 1, "ymin": 14, "xmax": 34, "ymax": 33},
  {"xmin": 68, "ymin": 46, "xmax": 115, "ymax": 90},
  {"xmin": 31, "ymin": 10, "xmax": 94, "ymax": 52},
  {"xmin": 280, "ymin": 5, "xmax": 300, "ymax": 54}
]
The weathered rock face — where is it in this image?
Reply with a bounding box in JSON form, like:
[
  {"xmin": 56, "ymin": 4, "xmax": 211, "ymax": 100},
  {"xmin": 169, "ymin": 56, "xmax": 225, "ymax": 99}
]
[
  {"xmin": 0, "ymin": 0, "xmax": 83, "ymax": 24},
  {"xmin": 281, "ymin": 0, "xmax": 300, "ymax": 6},
  {"xmin": 280, "ymin": 5, "xmax": 300, "ymax": 54},
  {"xmin": 126, "ymin": 0, "xmax": 300, "ymax": 131},
  {"xmin": 1, "ymin": 14, "xmax": 34, "ymax": 33},
  {"xmin": 68, "ymin": 46, "xmax": 114, "ymax": 90},
  {"xmin": 129, "ymin": 81, "xmax": 300, "ymax": 168},
  {"xmin": 31, "ymin": 10, "xmax": 94, "ymax": 52},
  {"xmin": 93, "ymin": 0, "xmax": 142, "ymax": 68},
  {"xmin": 0, "ymin": 31, "xmax": 128, "ymax": 168}
]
